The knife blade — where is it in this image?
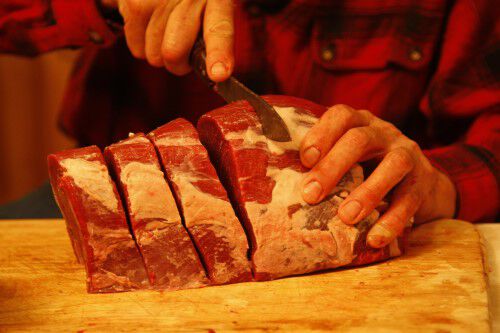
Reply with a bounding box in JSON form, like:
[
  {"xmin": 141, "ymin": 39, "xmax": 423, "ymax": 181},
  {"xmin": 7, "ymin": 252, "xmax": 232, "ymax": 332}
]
[{"xmin": 190, "ymin": 37, "xmax": 291, "ymax": 142}]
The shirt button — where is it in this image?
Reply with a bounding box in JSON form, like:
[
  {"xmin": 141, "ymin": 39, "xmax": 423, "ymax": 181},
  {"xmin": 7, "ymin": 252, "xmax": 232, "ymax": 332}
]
[
  {"xmin": 88, "ymin": 30, "xmax": 104, "ymax": 44},
  {"xmin": 321, "ymin": 45, "xmax": 335, "ymax": 62},
  {"xmin": 409, "ymin": 47, "xmax": 423, "ymax": 61}
]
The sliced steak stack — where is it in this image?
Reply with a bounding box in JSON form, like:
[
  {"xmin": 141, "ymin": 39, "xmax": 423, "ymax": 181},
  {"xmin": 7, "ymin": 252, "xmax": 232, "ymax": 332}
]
[
  {"xmin": 198, "ymin": 95, "xmax": 407, "ymax": 281},
  {"xmin": 48, "ymin": 146, "xmax": 149, "ymax": 293},
  {"xmin": 48, "ymin": 95, "xmax": 411, "ymax": 293},
  {"xmin": 149, "ymin": 119, "xmax": 252, "ymax": 285},
  {"xmin": 104, "ymin": 133, "xmax": 208, "ymax": 290}
]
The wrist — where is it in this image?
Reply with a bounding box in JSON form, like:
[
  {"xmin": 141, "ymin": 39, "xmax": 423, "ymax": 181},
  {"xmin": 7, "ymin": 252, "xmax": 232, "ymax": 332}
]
[{"xmin": 436, "ymin": 170, "xmax": 457, "ymax": 219}]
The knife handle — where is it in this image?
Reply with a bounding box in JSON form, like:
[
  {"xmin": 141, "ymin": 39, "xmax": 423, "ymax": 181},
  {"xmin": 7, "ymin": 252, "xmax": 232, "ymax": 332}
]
[{"xmin": 190, "ymin": 37, "xmax": 216, "ymax": 89}]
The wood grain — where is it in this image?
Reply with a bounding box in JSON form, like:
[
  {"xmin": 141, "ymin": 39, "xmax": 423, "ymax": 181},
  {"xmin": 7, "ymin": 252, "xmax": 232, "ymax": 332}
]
[
  {"xmin": 477, "ymin": 224, "xmax": 500, "ymax": 333},
  {"xmin": 0, "ymin": 219, "xmax": 489, "ymax": 332}
]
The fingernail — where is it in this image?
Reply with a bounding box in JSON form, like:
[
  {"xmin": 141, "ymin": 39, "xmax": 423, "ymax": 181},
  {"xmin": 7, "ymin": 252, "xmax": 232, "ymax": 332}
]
[
  {"xmin": 339, "ymin": 200, "xmax": 362, "ymax": 223},
  {"xmin": 367, "ymin": 225, "xmax": 394, "ymax": 248},
  {"xmin": 211, "ymin": 62, "xmax": 227, "ymax": 77},
  {"xmin": 302, "ymin": 146, "xmax": 321, "ymax": 167},
  {"xmin": 302, "ymin": 180, "xmax": 323, "ymax": 203}
]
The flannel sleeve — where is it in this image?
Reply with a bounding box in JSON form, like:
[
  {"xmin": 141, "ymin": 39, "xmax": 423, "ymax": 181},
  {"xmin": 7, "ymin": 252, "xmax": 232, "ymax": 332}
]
[
  {"xmin": 0, "ymin": 0, "xmax": 119, "ymax": 55},
  {"xmin": 420, "ymin": 0, "xmax": 500, "ymax": 222}
]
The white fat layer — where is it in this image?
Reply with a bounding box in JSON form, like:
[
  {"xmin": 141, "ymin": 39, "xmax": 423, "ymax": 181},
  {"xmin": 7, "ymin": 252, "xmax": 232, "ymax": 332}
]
[
  {"xmin": 173, "ymin": 172, "xmax": 232, "ymax": 227},
  {"xmin": 121, "ymin": 162, "xmax": 180, "ymax": 222},
  {"xmin": 122, "ymin": 135, "xmax": 149, "ymax": 144},
  {"xmin": 61, "ymin": 158, "xmax": 119, "ymax": 212},
  {"xmin": 87, "ymin": 223, "xmax": 136, "ymax": 261},
  {"xmin": 171, "ymin": 169, "xmax": 248, "ymax": 257},
  {"xmin": 226, "ymin": 106, "xmax": 368, "ymax": 275},
  {"xmin": 246, "ymin": 165, "xmax": 360, "ymax": 273},
  {"xmin": 224, "ymin": 106, "xmax": 317, "ymax": 155},
  {"xmin": 154, "ymin": 135, "xmax": 200, "ymax": 147}
]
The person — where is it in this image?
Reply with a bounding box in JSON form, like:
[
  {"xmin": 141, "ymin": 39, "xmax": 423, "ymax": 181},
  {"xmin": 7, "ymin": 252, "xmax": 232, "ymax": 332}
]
[{"xmin": 1, "ymin": 0, "xmax": 498, "ymax": 247}]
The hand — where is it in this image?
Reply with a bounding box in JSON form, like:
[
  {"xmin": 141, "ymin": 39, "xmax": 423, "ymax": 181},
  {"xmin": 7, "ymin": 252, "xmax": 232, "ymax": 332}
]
[
  {"xmin": 104, "ymin": 0, "xmax": 234, "ymax": 82},
  {"xmin": 299, "ymin": 105, "xmax": 457, "ymax": 248}
]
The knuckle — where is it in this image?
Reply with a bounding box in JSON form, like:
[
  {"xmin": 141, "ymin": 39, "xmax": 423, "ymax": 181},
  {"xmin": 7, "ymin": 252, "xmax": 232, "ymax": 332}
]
[
  {"xmin": 388, "ymin": 149, "xmax": 414, "ymax": 171},
  {"xmin": 382, "ymin": 213, "xmax": 407, "ymax": 231},
  {"xmin": 406, "ymin": 139, "xmax": 420, "ymax": 153},
  {"xmin": 326, "ymin": 104, "xmax": 354, "ymax": 120},
  {"xmin": 337, "ymin": 109, "xmax": 357, "ymax": 129},
  {"xmin": 379, "ymin": 121, "xmax": 402, "ymax": 137},
  {"xmin": 125, "ymin": 0, "xmax": 145, "ymax": 13},
  {"xmin": 146, "ymin": 54, "xmax": 162, "ymax": 67},
  {"xmin": 206, "ymin": 19, "xmax": 234, "ymax": 38},
  {"xmin": 344, "ymin": 127, "xmax": 371, "ymax": 149},
  {"xmin": 360, "ymin": 184, "xmax": 383, "ymax": 205},
  {"xmin": 313, "ymin": 163, "xmax": 332, "ymax": 181},
  {"xmin": 358, "ymin": 109, "xmax": 374, "ymax": 121},
  {"xmin": 161, "ymin": 44, "xmax": 185, "ymax": 63}
]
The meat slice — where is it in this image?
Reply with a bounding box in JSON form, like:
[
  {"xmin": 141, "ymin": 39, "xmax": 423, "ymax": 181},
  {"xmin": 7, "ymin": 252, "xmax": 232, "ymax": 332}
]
[
  {"xmin": 104, "ymin": 133, "xmax": 208, "ymax": 290},
  {"xmin": 198, "ymin": 95, "xmax": 411, "ymax": 281},
  {"xmin": 47, "ymin": 146, "xmax": 149, "ymax": 293},
  {"xmin": 149, "ymin": 119, "xmax": 252, "ymax": 284}
]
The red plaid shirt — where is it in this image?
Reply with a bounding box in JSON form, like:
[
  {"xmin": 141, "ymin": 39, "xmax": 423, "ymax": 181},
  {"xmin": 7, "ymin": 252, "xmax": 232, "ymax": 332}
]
[{"xmin": 1, "ymin": 0, "xmax": 499, "ymax": 222}]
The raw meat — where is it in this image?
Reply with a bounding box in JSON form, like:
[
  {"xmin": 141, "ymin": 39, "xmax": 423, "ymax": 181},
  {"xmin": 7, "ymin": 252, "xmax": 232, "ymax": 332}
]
[
  {"xmin": 47, "ymin": 146, "xmax": 149, "ymax": 293},
  {"xmin": 149, "ymin": 119, "xmax": 252, "ymax": 285},
  {"xmin": 104, "ymin": 133, "xmax": 208, "ymax": 290},
  {"xmin": 198, "ymin": 95, "xmax": 410, "ymax": 281}
]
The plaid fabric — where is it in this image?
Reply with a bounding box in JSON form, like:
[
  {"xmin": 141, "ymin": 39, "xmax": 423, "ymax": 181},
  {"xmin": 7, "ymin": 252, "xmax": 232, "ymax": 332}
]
[{"xmin": 1, "ymin": 0, "xmax": 499, "ymax": 221}]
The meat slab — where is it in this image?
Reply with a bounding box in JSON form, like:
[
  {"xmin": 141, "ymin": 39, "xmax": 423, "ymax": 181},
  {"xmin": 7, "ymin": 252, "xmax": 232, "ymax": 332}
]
[
  {"xmin": 47, "ymin": 146, "xmax": 149, "ymax": 293},
  {"xmin": 104, "ymin": 133, "xmax": 208, "ymax": 290},
  {"xmin": 49, "ymin": 95, "xmax": 412, "ymax": 293},
  {"xmin": 198, "ymin": 95, "xmax": 410, "ymax": 281},
  {"xmin": 150, "ymin": 119, "xmax": 252, "ymax": 285}
]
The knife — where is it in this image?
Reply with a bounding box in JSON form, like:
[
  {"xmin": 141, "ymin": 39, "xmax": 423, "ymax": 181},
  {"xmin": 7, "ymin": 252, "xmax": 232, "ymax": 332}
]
[{"xmin": 190, "ymin": 37, "xmax": 291, "ymax": 142}]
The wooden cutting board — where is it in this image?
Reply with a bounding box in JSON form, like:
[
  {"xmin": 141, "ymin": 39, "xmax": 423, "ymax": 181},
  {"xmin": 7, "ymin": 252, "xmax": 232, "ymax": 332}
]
[{"xmin": 0, "ymin": 219, "xmax": 489, "ymax": 332}]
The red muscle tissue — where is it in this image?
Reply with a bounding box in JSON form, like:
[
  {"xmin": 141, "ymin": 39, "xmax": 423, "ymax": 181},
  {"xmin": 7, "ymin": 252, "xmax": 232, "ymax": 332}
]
[
  {"xmin": 48, "ymin": 95, "xmax": 411, "ymax": 293},
  {"xmin": 104, "ymin": 133, "xmax": 208, "ymax": 290},
  {"xmin": 48, "ymin": 146, "xmax": 149, "ymax": 293},
  {"xmin": 150, "ymin": 119, "xmax": 252, "ymax": 285}
]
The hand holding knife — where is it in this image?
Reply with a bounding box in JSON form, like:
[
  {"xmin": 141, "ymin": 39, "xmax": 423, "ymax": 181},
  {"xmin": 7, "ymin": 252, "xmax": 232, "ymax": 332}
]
[{"xmin": 190, "ymin": 37, "xmax": 291, "ymax": 142}]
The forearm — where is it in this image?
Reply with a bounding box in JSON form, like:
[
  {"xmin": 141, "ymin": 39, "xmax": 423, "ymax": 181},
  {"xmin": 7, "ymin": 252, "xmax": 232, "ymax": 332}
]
[
  {"xmin": 0, "ymin": 0, "xmax": 119, "ymax": 56},
  {"xmin": 424, "ymin": 112, "xmax": 500, "ymax": 222}
]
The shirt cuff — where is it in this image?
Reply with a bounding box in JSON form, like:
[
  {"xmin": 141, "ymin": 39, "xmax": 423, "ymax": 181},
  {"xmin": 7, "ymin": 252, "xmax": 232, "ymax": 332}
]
[
  {"xmin": 424, "ymin": 144, "xmax": 499, "ymax": 222},
  {"xmin": 51, "ymin": 0, "xmax": 120, "ymax": 48}
]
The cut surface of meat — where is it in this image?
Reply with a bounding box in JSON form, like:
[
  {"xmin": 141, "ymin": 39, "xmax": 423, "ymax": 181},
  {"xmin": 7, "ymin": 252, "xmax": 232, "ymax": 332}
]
[
  {"xmin": 47, "ymin": 146, "xmax": 149, "ymax": 293},
  {"xmin": 104, "ymin": 133, "xmax": 208, "ymax": 290},
  {"xmin": 198, "ymin": 95, "xmax": 411, "ymax": 281},
  {"xmin": 150, "ymin": 119, "xmax": 252, "ymax": 285}
]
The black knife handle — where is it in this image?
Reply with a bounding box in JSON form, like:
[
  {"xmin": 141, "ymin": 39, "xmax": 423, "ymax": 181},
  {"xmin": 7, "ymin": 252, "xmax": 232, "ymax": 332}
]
[{"xmin": 190, "ymin": 37, "xmax": 216, "ymax": 89}]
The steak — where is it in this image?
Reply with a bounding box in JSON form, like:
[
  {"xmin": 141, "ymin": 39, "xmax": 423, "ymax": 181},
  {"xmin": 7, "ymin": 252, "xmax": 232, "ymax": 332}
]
[
  {"xmin": 198, "ymin": 95, "xmax": 408, "ymax": 281},
  {"xmin": 104, "ymin": 133, "xmax": 208, "ymax": 290},
  {"xmin": 149, "ymin": 119, "xmax": 252, "ymax": 285},
  {"xmin": 47, "ymin": 146, "xmax": 149, "ymax": 293}
]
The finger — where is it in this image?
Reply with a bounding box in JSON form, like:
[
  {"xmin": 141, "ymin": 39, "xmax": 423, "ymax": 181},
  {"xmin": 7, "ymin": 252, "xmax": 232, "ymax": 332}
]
[
  {"xmin": 302, "ymin": 126, "xmax": 384, "ymax": 204},
  {"xmin": 300, "ymin": 106, "xmax": 372, "ymax": 168},
  {"xmin": 338, "ymin": 147, "xmax": 415, "ymax": 225},
  {"xmin": 162, "ymin": 0, "xmax": 206, "ymax": 75},
  {"xmin": 367, "ymin": 176, "xmax": 422, "ymax": 248},
  {"xmin": 145, "ymin": 3, "xmax": 175, "ymax": 67},
  {"xmin": 204, "ymin": 0, "xmax": 235, "ymax": 82},
  {"xmin": 120, "ymin": 0, "xmax": 157, "ymax": 59}
]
